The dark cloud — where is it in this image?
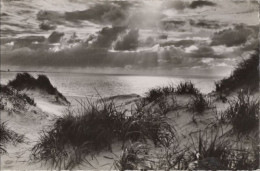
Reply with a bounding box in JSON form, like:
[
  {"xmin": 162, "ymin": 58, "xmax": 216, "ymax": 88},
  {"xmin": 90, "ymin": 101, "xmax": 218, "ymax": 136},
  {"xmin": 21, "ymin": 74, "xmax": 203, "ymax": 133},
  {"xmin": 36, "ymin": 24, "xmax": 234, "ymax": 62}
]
[
  {"xmin": 37, "ymin": 10, "xmax": 65, "ymax": 24},
  {"xmin": 160, "ymin": 40, "xmax": 195, "ymax": 48},
  {"xmin": 35, "ymin": 2, "xmax": 132, "ymax": 26},
  {"xmin": 1, "ymin": 46, "xmax": 158, "ymax": 68},
  {"xmin": 65, "ymin": 2, "xmax": 131, "ymax": 26},
  {"xmin": 161, "ymin": 0, "xmax": 216, "ymax": 11},
  {"xmin": 189, "ymin": 0, "xmax": 216, "ymax": 9},
  {"xmin": 188, "ymin": 46, "xmax": 223, "ymax": 58},
  {"xmin": 161, "ymin": 0, "xmax": 188, "ymax": 10},
  {"xmin": 211, "ymin": 24, "xmax": 257, "ymax": 47},
  {"xmin": 48, "ymin": 31, "xmax": 64, "ymax": 43},
  {"xmin": 144, "ymin": 37, "xmax": 156, "ymax": 47},
  {"xmin": 1, "ymin": 41, "xmax": 221, "ymax": 70},
  {"xmin": 242, "ymin": 39, "xmax": 259, "ymax": 52},
  {"xmin": 35, "ymin": 1, "xmax": 160, "ymax": 29},
  {"xmin": 39, "ymin": 21, "xmax": 57, "ymax": 31},
  {"xmin": 160, "ymin": 20, "xmax": 186, "ymax": 30},
  {"xmin": 158, "ymin": 34, "xmax": 168, "ymax": 40},
  {"xmin": 10, "ymin": 36, "xmax": 46, "ymax": 49},
  {"xmin": 189, "ymin": 19, "xmax": 226, "ymax": 29},
  {"xmin": 114, "ymin": 29, "xmax": 139, "ymax": 51},
  {"xmin": 91, "ymin": 26, "xmax": 126, "ymax": 48},
  {"xmin": 158, "ymin": 47, "xmax": 204, "ymax": 68}
]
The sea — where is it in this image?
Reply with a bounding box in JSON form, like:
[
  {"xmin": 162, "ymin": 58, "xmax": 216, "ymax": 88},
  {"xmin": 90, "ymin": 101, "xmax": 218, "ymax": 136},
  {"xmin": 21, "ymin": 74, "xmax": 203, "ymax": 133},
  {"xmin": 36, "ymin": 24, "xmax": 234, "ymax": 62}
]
[{"xmin": 0, "ymin": 71, "xmax": 222, "ymax": 98}]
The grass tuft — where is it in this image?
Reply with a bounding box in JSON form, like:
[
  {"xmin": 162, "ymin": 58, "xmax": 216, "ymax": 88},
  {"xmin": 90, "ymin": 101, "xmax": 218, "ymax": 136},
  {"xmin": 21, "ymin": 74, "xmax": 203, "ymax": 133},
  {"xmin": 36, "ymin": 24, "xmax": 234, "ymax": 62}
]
[
  {"xmin": 215, "ymin": 50, "xmax": 259, "ymax": 94},
  {"xmin": 144, "ymin": 84, "xmax": 175, "ymax": 102},
  {"xmin": 175, "ymin": 81, "xmax": 200, "ymax": 95},
  {"xmin": 31, "ymin": 97, "xmax": 176, "ymax": 169},
  {"xmin": 156, "ymin": 95, "xmax": 178, "ymax": 115},
  {"xmin": 188, "ymin": 129, "xmax": 231, "ymax": 169},
  {"xmin": 225, "ymin": 91, "xmax": 259, "ymax": 134},
  {"xmin": 188, "ymin": 94, "xmax": 212, "ymax": 114},
  {"xmin": 113, "ymin": 142, "xmax": 149, "ymax": 171},
  {"xmin": 0, "ymin": 122, "xmax": 24, "ymax": 154},
  {"xmin": 0, "ymin": 85, "xmax": 36, "ymax": 111}
]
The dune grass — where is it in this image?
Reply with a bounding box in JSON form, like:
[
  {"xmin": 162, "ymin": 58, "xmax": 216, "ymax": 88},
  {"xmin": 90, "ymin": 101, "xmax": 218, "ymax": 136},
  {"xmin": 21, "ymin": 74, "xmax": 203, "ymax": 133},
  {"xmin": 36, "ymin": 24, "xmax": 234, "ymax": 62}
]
[
  {"xmin": 188, "ymin": 126, "xmax": 259, "ymax": 170},
  {"xmin": 156, "ymin": 95, "xmax": 178, "ymax": 115},
  {"xmin": 175, "ymin": 81, "xmax": 200, "ymax": 95},
  {"xmin": 0, "ymin": 122, "xmax": 24, "ymax": 154},
  {"xmin": 144, "ymin": 84, "xmax": 175, "ymax": 103},
  {"xmin": 8, "ymin": 73, "xmax": 69, "ymax": 104},
  {"xmin": 31, "ymin": 97, "xmax": 176, "ymax": 169},
  {"xmin": 188, "ymin": 93, "xmax": 212, "ymax": 114},
  {"xmin": 114, "ymin": 140, "xmax": 190, "ymax": 170},
  {"xmin": 231, "ymin": 143, "xmax": 259, "ymax": 170},
  {"xmin": 225, "ymin": 91, "xmax": 259, "ymax": 134},
  {"xmin": 215, "ymin": 50, "xmax": 259, "ymax": 94},
  {"xmin": 0, "ymin": 85, "xmax": 36, "ymax": 112},
  {"xmin": 144, "ymin": 81, "xmax": 199, "ymax": 103},
  {"xmin": 1, "ymin": 85, "xmax": 36, "ymax": 106},
  {"xmin": 113, "ymin": 142, "xmax": 149, "ymax": 170},
  {"xmin": 188, "ymin": 129, "xmax": 231, "ymax": 169}
]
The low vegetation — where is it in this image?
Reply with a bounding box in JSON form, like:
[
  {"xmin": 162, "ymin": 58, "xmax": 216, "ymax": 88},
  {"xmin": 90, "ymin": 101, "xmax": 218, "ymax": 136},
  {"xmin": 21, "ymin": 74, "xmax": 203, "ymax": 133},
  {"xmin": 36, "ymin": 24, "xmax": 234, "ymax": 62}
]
[
  {"xmin": 145, "ymin": 81, "xmax": 199, "ymax": 103},
  {"xmin": 0, "ymin": 122, "xmax": 24, "ymax": 154},
  {"xmin": 114, "ymin": 141, "xmax": 190, "ymax": 170},
  {"xmin": 188, "ymin": 94, "xmax": 212, "ymax": 114},
  {"xmin": 0, "ymin": 85, "xmax": 36, "ymax": 112},
  {"xmin": 215, "ymin": 50, "xmax": 259, "ymax": 93},
  {"xmin": 113, "ymin": 142, "xmax": 149, "ymax": 170},
  {"xmin": 1, "ymin": 85, "xmax": 36, "ymax": 106},
  {"xmin": 23, "ymin": 54, "xmax": 258, "ymax": 170},
  {"xmin": 189, "ymin": 129, "xmax": 230, "ymax": 168},
  {"xmin": 8, "ymin": 73, "xmax": 69, "ymax": 104},
  {"xmin": 175, "ymin": 81, "xmax": 200, "ymax": 95},
  {"xmin": 225, "ymin": 91, "xmax": 259, "ymax": 134},
  {"xmin": 156, "ymin": 95, "xmax": 178, "ymax": 115},
  {"xmin": 188, "ymin": 128, "xmax": 259, "ymax": 170},
  {"xmin": 31, "ymin": 98, "xmax": 175, "ymax": 169},
  {"xmin": 144, "ymin": 84, "xmax": 175, "ymax": 102}
]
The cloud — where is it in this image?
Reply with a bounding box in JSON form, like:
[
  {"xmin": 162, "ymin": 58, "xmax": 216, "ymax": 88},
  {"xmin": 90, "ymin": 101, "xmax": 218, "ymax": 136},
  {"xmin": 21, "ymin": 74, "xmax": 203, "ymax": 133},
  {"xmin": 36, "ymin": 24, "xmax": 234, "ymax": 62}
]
[
  {"xmin": 189, "ymin": 0, "xmax": 216, "ymax": 9},
  {"xmin": 211, "ymin": 24, "xmax": 256, "ymax": 47},
  {"xmin": 1, "ymin": 44, "xmax": 159, "ymax": 68},
  {"xmin": 187, "ymin": 45, "xmax": 223, "ymax": 58},
  {"xmin": 185, "ymin": 45, "xmax": 199, "ymax": 53},
  {"xmin": 39, "ymin": 21, "xmax": 57, "ymax": 31},
  {"xmin": 91, "ymin": 26, "xmax": 126, "ymax": 48},
  {"xmin": 37, "ymin": 10, "xmax": 65, "ymax": 24},
  {"xmin": 189, "ymin": 19, "xmax": 225, "ymax": 29},
  {"xmin": 160, "ymin": 40, "xmax": 196, "ymax": 48},
  {"xmin": 36, "ymin": 1, "xmax": 133, "ymax": 27},
  {"xmin": 48, "ymin": 31, "xmax": 64, "ymax": 43},
  {"xmin": 161, "ymin": 0, "xmax": 188, "ymax": 10},
  {"xmin": 9, "ymin": 36, "xmax": 46, "ymax": 49},
  {"xmin": 65, "ymin": 2, "xmax": 132, "ymax": 26},
  {"xmin": 113, "ymin": 29, "xmax": 139, "ymax": 51}
]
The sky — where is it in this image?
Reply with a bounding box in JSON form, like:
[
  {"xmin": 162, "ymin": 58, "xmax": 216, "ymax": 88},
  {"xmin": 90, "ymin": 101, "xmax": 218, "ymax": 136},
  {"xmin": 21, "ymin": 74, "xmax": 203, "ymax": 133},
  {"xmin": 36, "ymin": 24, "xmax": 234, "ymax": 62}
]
[{"xmin": 0, "ymin": 0, "xmax": 259, "ymax": 76}]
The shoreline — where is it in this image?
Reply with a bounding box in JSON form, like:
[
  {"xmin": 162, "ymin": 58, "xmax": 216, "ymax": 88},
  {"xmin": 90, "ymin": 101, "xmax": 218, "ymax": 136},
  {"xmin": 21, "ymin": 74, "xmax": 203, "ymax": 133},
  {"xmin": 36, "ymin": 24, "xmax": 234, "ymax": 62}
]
[{"xmin": 0, "ymin": 70, "xmax": 226, "ymax": 79}]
